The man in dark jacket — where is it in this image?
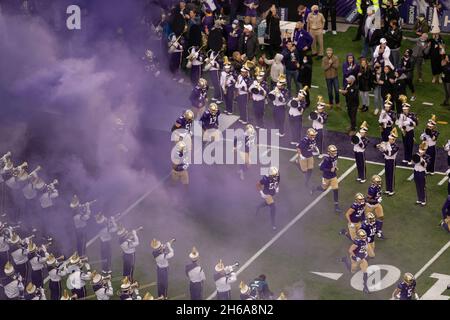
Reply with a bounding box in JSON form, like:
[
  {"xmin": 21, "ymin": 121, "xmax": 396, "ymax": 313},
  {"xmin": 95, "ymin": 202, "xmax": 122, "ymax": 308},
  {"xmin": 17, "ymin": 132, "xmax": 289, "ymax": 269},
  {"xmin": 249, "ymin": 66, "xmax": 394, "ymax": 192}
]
[
  {"xmin": 340, "ymin": 75, "xmax": 360, "ymax": 134},
  {"xmin": 385, "ymin": 19, "xmax": 402, "ymax": 68},
  {"xmin": 283, "ymin": 40, "xmax": 301, "ymax": 94},
  {"xmin": 171, "ymin": 1, "xmax": 189, "ymax": 36},
  {"xmin": 239, "ymin": 24, "xmax": 258, "ymax": 61},
  {"xmin": 320, "ymin": 0, "xmax": 337, "ymax": 35}
]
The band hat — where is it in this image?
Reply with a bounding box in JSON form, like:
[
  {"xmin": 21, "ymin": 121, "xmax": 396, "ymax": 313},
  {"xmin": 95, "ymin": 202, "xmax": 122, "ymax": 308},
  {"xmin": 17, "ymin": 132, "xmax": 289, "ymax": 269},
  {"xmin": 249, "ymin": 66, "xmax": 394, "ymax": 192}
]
[
  {"xmin": 151, "ymin": 238, "xmax": 162, "ymax": 250},
  {"xmin": 92, "ymin": 272, "xmax": 103, "ymax": 285},
  {"xmin": 215, "ymin": 259, "xmax": 225, "ymax": 272},
  {"xmin": 4, "ymin": 261, "xmax": 14, "ymax": 276},
  {"xmin": 189, "ymin": 246, "xmax": 199, "ymax": 261},
  {"xmin": 26, "ymin": 282, "xmax": 37, "ymax": 294},
  {"xmin": 121, "ymin": 277, "xmax": 131, "ymax": 290},
  {"xmin": 239, "ymin": 281, "xmax": 250, "ymax": 294}
]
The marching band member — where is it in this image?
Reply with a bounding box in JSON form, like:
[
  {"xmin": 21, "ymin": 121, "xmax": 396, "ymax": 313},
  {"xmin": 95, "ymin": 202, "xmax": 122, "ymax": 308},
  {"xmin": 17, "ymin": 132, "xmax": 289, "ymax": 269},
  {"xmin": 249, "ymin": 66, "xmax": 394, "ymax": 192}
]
[
  {"xmin": 118, "ymin": 227, "xmax": 139, "ymax": 281},
  {"xmin": 378, "ymin": 94, "xmax": 396, "ymax": 141},
  {"xmin": 214, "ymin": 259, "xmax": 237, "ymax": 300},
  {"xmin": 235, "ymin": 61, "xmax": 253, "ymax": 124},
  {"xmin": 92, "ymin": 272, "xmax": 113, "ymax": 300},
  {"xmin": 234, "ymin": 124, "xmax": 256, "ymax": 180},
  {"xmin": 200, "ymin": 103, "xmax": 221, "ymax": 142},
  {"xmin": 352, "ymin": 121, "xmax": 369, "ymax": 183},
  {"xmin": 249, "ymin": 68, "xmax": 268, "ymax": 129},
  {"xmin": 2, "ymin": 262, "xmax": 24, "ymax": 300},
  {"xmin": 297, "ymin": 128, "xmax": 319, "ymax": 187},
  {"xmin": 365, "ymin": 175, "xmax": 385, "ymax": 238},
  {"xmin": 220, "ymin": 57, "xmax": 236, "ymax": 115},
  {"xmin": 189, "ymin": 78, "xmax": 209, "ymax": 120},
  {"xmin": 24, "ymin": 282, "xmax": 46, "ymax": 300},
  {"xmin": 71, "ymin": 195, "xmax": 92, "ymax": 257},
  {"xmin": 66, "ymin": 252, "xmax": 91, "ymax": 299},
  {"xmin": 185, "ymin": 247, "xmax": 206, "ymax": 300},
  {"xmin": 46, "ymin": 254, "xmax": 67, "ymax": 300},
  {"xmin": 205, "ymin": 50, "xmax": 223, "ymax": 104},
  {"xmin": 311, "ymin": 145, "xmax": 342, "ymax": 213},
  {"xmin": 360, "ymin": 212, "xmax": 379, "ymax": 258},
  {"xmin": 256, "ymin": 167, "xmax": 280, "ymax": 231},
  {"xmin": 167, "ymin": 33, "xmax": 184, "ymax": 82},
  {"xmin": 444, "ymin": 139, "xmax": 450, "ymax": 173},
  {"xmin": 171, "ymin": 141, "xmax": 190, "ymax": 187},
  {"xmin": 341, "ymin": 229, "xmax": 371, "ymax": 294},
  {"xmin": 396, "ymin": 96, "xmax": 418, "ymax": 165},
  {"xmin": 151, "ymin": 238, "xmax": 175, "ymax": 298},
  {"xmin": 288, "ymin": 87, "xmax": 308, "ymax": 145},
  {"xmin": 0, "ymin": 222, "xmax": 10, "ymax": 277},
  {"xmin": 440, "ymin": 195, "xmax": 450, "ymax": 232},
  {"xmin": 187, "ymin": 46, "xmax": 204, "ymax": 86},
  {"xmin": 9, "ymin": 233, "xmax": 29, "ymax": 280},
  {"xmin": 240, "ymin": 281, "xmax": 256, "ymax": 300},
  {"xmin": 119, "ymin": 277, "xmax": 141, "ymax": 300},
  {"xmin": 96, "ymin": 213, "xmax": 117, "ymax": 274},
  {"xmin": 269, "ymin": 74, "xmax": 289, "ymax": 137},
  {"xmin": 413, "ymin": 142, "xmax": 430, "ymax": 206},
  {"xmin": 308, "ymin": 96, "xmax": 328, "ymax": 155},
  {"xmin": 420, "ymin": 115, "xmax": 439, "ymax": 175},
  {"xmin": 392, "ymin": 273, "xmax": 419, "ymax": 300},
  {"xmin": 377, "ymin": 127, "xmax": 399, "ymax": 196},
  {"xmin": 28, "ymin": 241, "xmax": 49, "ymax": 289},
  {"xmin": 340, "ymin": 193, "xmax": 366, "ymax": 241}
]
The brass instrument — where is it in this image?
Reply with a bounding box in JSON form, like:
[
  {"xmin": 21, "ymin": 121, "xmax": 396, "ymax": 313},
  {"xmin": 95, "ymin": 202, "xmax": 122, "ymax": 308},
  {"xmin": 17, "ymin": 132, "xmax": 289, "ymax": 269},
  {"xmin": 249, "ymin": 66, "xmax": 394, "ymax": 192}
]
[
  {"xmin": 168, "ymin": 32, "xmax": 185, "ymax": 54},
  {"xmin": 268, "ymin": 87, "xmax": 281, "ymax": 101},
  {"xmin": 376, "ymin": 141, "xmax": 388, "ymax": 151},
  {"xmin": 204, "ymin": 50, "xmax": 222, "ymax": 72},
  {"xmin": 224, "ymin": 262, "xmax": 240, "ymax": 274},
  {"xmin": 0, "ymin": 151, "xmax": 11, "ymax": 164},
  {"xmin": 186, "ymin": 45, "xmax": 206, "ymax": 69}
]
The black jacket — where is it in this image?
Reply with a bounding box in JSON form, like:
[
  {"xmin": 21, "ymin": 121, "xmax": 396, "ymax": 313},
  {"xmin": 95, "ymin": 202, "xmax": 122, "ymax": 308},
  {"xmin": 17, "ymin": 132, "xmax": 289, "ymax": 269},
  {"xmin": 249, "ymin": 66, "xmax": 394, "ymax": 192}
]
[
  {"xmin": 208, "ymin": 27, "xmax": 225, "ymax": 52},
  {"xmin": 344, "ymin": 83, "xmax": 359, "ymax": 108},
  {"xmin": 358, "ymin": 66, "xmax": 372, "ymax": 92},
  {"xmin": 238, "ymin": 32, "xmax": 258, "ymax": 60},
  {"xmin": 385, "ymin": 27, "xmax": 402, "ymax": 50},
  {"xmin": 265, "ymin": 11, "xmax": 281, "ymax": 46},
  {"xmin": 298, "ymin": 57, "xmax": 313, "ymax": 86}
]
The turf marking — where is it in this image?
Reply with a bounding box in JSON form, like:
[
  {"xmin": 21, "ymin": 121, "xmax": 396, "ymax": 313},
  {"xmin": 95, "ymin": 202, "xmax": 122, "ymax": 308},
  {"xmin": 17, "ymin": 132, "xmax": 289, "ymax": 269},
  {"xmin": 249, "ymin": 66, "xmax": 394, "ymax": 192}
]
[{"xmin": 415, "ymin": 240, "xmax": 450, "ymax": 280}]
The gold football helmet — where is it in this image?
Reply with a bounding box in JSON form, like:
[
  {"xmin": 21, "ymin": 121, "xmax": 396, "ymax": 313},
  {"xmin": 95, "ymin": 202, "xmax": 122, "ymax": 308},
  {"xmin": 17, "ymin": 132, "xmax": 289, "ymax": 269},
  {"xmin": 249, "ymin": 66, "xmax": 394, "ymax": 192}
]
[
  {"xmin": 198, "ymin": 78, "xmax": 208, "ymax": 88},
  {"xmin": 245, "ymin": 124, "xmax": 255, "ymax": 136},
  {"xmin": 357, "ymin": 229, "xmax": 367, "ymax": 240},
  {"xmin": 269, "ymin": 166, "xmax": 279, "ymax": 177},
  {"xmin": 184, "ymin": 109, "xmax": 194, "ymax": 121},
  {"xmin": 372, "ymin": 175, "xmax": 382, "ymax": 186},
  {"xmin": 366, "ymin": 212, "xmax": 376, "ymax": 224},
  {"xmin": 327, "ymin": 145, "xmax": 338, "ymax": 157},
  {"xmin": 403, "ymin": 272, "xmax": 415, "ymax": 285},
  {"xmin": 355, "ymin": 193, "xmax": 365, "ymax": 204},
  {"xmin": 209, "ymin": 103, "xmax": 219, "ymax": 115},
  {"xmin": 307, "ymin": 128, "xmax": 317, "ymax": 139}
]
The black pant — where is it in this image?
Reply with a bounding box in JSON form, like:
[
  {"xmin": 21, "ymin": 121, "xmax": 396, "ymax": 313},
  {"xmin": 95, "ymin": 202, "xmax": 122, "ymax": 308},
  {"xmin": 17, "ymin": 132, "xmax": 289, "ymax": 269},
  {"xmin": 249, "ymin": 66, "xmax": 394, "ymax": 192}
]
[
  {"xmin": 225, "ymin": 87, "xmax": 234, "ymax": 113},
  {"xmin": 426, "ymin": 145, "xmax": 436, "ymax": 173},
  {"xmin": 355, "ymin": 152, "xmax": 366, "ymax": 180},
  {"xmin": 71, "ymin": 287, "xmax": 86, "ymax": 299},
  {"xmin": 289, "ymin": 115, "xmax": 302, "ymax": 143},
  {"xmin": 273, "ymin": 106, "xmax": 286, "ymax": 135},
  {"xmin": 406, "ymin": 78, "xmax": 415, "ymax": 94},
  {"xmin": 169, "ymin": 52, "xmax": 181, "ymax": 75},
  {"xmin": 253, "ymin": 100, "xmax": 265, "ymax": 128},
  {"xmin": 210, "ymin": 70, "xmax": 222, "ymax": 101},
  {"xmin": 414, "ymin": 171, "xmax": 426, "ymax": 202},
  {"xmin": 347, "ymin": 105, "xmax": 357, "ymax": 130},
  {"xmin": 157, "ymin": 266, "xmax": 169, "ymax": 297},
  {"xmin": 190, "ymin": 65, "xmax": 201, "ymax": 86},
  {"xmin": 189, "ymin": 281, "xmax": 203, "ymax": 300},
  {"xmin": 237, "ymin": 94, "xmax": 249, "ymax": 122},
  {"xmin": 75, "ymin": 228, "xmax": 86, "ymax": 257},
  {"xmin": 0, "ymin": 251, "xmax": 8, "ymax": 277},
  {"xmin": 385, "ymin": 159, "xmax": 396, "ymax": 192},
  {"xmin": 355, "ymin": 13, "xmax": 367, "ymax": 40},
  {"xmin": 49, "ymin": 280, "xmax": 61, "ymax": 300},
  {"xmin": 322, "ymin": 6, "xmax": 337, "ymax": 31},
  {"xmin": 100, "ymin": 240, "xmax": 112, "ymax": 272},
  {"xmin": 315, "ymin": 128, "xmax": 324, "ymax": 154},
  {"xmin": 122, "ymin": 252, "xmax": 135, "ymax": 280},
  {"xmin": 402, "ymin": 130, "xmax": 414, "ymax": 162},
  {"xmin": 381, "ymin": 127, "xmax": 392, "ymax": 142},
  {"xmin": 444, "ymin": 82, "xmax": 450, "ymax": 103},
  {"xmin": 14, "ymin": 262, "xmax": 28, "ymax": 281},
  {"xmin": 217, "ymin": 290, "xmax": 231, "ymax": 300},
  {"xmin": 31, "ymin": 269, "xmax": 43, "ymax": 288}
]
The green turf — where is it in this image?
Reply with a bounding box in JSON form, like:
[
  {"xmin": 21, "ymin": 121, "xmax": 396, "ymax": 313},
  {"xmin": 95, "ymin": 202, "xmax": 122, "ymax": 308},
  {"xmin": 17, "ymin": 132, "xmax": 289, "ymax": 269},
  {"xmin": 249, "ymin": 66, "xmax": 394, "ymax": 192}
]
[{"xmin": 79, "ymin": 149, "xmax": 449, "ymax": 300}]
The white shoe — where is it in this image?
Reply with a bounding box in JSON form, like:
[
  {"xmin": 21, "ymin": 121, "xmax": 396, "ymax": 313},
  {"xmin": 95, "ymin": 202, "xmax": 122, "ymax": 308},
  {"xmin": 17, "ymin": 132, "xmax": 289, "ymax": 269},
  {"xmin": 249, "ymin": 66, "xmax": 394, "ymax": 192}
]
[
  {"xmin": 275, "ymin": 132, "xmax": 281, "ymax": 136},
  {"xmin": 360, "ymin": 180, "xmax": 366, "ymax": 183},
  {"xmin": 402, "ymin": 160, "xmax": 408, "ymax": 164},
  {"xmin": 216, "ymin": 100, "xmax": 223, "ymax": 104},
  {"xmin": 356, "ymin": 178, "xmax": 361, "ymax": 181},
  {"xmin": 211, "ymin": 98, "xmax": 217, "ymax": 102},
  {"xmin": 374, "ymin": 108, "xmax": 379, "ymax": 116},
  {"xmin": 318, "ymin": 154, "xmax": 323, "ymax": 159},
  {"xmin": 178, "ymin": 78, "xmax": 184, "ymax": 83},
  {"xmin": 332, "ymin": 31, "xmax": 337, "ymax": 35},
  {"xmin": 323, "ymin": 30, "xmax": 328, "ymax": 34},
  {"xmin": 290, "ymin": 141, "xmax": 297, "ymax": 145},
  {"xmin": 410, "ymin": 96, "xmax": 416, "ymax": 101},
  {"xmin": 279, "ymin": 133, "xmax": 285, "ymax": 137},
  {"xmin": 238, "ymin": 119, "xmax": 244, "ymax": 124}
]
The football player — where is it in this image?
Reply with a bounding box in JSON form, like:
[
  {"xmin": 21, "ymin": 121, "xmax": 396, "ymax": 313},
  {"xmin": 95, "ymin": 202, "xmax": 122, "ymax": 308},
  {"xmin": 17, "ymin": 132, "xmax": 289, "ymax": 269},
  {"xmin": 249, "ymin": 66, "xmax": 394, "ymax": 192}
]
[
  {"xmin": 200, "ymin": 103, "xmax": 221, "ymax": 143},
  {"xmin": 296, "ymin": 128, "xmax": 318, "ymax": 187},
  {"xmin": 352, "ymin": 121, "xmax": 369, "ymax": 183},
  {"xmin": 340, "ymin": 193, "xmax": 366, "ymax": 241},
  {"xmin": 341, "ymin": 229, "xmax": 370, "ymax": 294},
  {"xmin": 171, "ymin": 141, "xmax": 190, "ymax": 186},
  {"xmin": 234, "ymin": 124, "xmax": 256, "ymax": 180},
  {"xmin": 360, "ymin": 212, "xmax": 378, "ymax": 258},
  {"xmin": 172, "ymin": 110, "xmax": 194, "ymax": 149},
  {"xmin": 392, "ymin": 273, "xmax": 419, "ymax": 300},
  {"xmin": 311, "ymin": 145, "xmax": 342, "ymax": 213},
  {"xmin": 189, "ymin": 78, "xmax": 209, "ymax": 119},
  {"xmin": 420, "ymin": 115, "xmax": 439, "ymax": 175},
  {"xmin": 440, "ymin": 195, "xmax": 450, "ymax": 233},
  {"xmin": 365, "ymin": 175, "xmax": 385, "ymax": 239},
  {"xmin": 256, "ymin": 167, "xmax": 280, "ymax": 231}
]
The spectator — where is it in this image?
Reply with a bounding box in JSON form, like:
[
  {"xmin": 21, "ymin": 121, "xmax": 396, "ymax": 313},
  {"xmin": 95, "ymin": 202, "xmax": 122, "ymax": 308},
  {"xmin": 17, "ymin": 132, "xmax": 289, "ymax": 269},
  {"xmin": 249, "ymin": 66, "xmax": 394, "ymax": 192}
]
[
  {"xmin": 322, "ymin": 48, "xmax": 340, "ymax": 108},
  {"xmin": 385, "ymin": 20, "xmax": 402, "ymax": 68},
  {"xmin": 297, "ymin": 4, "xmax": 311, "ymax": 30},
  {"xmin": 441, "ymin": 54, "xmax": 450, "ymax": 106},
  {"xmin": 412, "ymin": 33, "xmax": 429, "ymax": 83},
  {"xmin": 232, "ymin": 51, "xmax": 244, "ymax": 72},
  {"xmin": 383, "ymin": 0, "xmax": 400, "ymax": 32},
  {"xmin": 343, "ymin": 53, "xmax": 360, "ymax": 87},
  {"xmin": 282, "ymin": 40, "xmax": 301, "ymax": 94},
  {"xmin": 239, "ymin": 24, "xmax": 258, "ymax": 61},
  {"xmin": 320, "ymin": 0, "xmax": 337, "ymax": 35},
  {"xmin": 293, "ymin": 20, "xmax": 313, "ymax": 60},
  {"xmin": 265, "ymin": 4, "xmax": 282, "ymax": 58},
  {"xmin": 372, "ymin": 61, "xmax": 383, "ymax": 115},
  {"xmin": 307, "ymin": 5, "xmax": 325, "ymax": 59},
  {"xmin": 263, "ymin": 53, "xmax": 285, "ymax": 89},
  {"xmin": 400, "ymin": 49, "xmax": 416, "ymax": 101},
  {"xmin": 225, "ymin": 19, "xmax": 242, "ymax": 57},
  {"xmin": 201, "ymin": 8, "xmax": 215, "ymax": 33},
  {"xmin": 358, "ymin": 57, "xmax": 372, "ymax": 112},
  {"xmin": 380, "ymin": 64, "xmax": 395, "ymax": 103},
  {"xmin": 244, "ymin": 0, "xmax": 259, "ymax": 26},
  {"xmin": 298, "ymin": 55, "xmax": 313, "ymax": 106},
  {"xmin": 170, "ymin": 1, "xmax": 189, "ymax": 36},
  {"xmin": 429, "ymin": 27, "xmax": 445, "ymax": 84},
  {"xmin": 393, "ymin": 68, "xmax": 407, "ymax": 114},
  {"xmin": 354, "ymin": 0, "xmax": 380, "ymax": 41},
  {"xmin": 339, "ymin": 75, "xmax": 359, "ymax": 134},
  {"xmin": 374, "ymin": 38, "xmax": 394, "ymax": 69},
  {"xmin": 413, "ymin": 13, "xmax": 429, "ymax": 37},
  {"xmin": 362, "ymin": 5, "xmax": 378, "ymax": 58}
]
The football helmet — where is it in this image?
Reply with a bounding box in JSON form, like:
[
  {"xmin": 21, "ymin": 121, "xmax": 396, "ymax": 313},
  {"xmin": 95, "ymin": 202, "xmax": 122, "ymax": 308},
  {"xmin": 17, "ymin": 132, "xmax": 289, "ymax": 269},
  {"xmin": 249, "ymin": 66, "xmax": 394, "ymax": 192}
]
[
  {"xmin": 366, "ymin": 212, "xmax": 376, "ymax": 224},
  {"xmin": 403, "ymin": 272, "xmax": 415, "ymax": 285},
  {"xmin": 245, "ymin": 124, "xmax": 255, "ymax": 136},
  {"xmin": 184, "ymin": 109, "xmax": 194, "ymax": 121},
  {"xmin": 372, "ymin": 175, "xmax": 382, "ymax": 186},
  {"xmin": 328, "ymin": 145, "xmax": 338, "ymax": 157},
  {"xmin": 355, "ymin": 193, "xmax": 365, "ymax": 205},
  {"xmin": 198, "ymin": 78, "xmax": 208, "ymax": 89},
  {"xmin": 357, "ymin": 229, "xmax": 367, "ymax": 240},
  {"xmin": 209, "ymin": 103, "xmax": 219, "ymax": 115},
  {"xmin": 307, "ymin": 128, "xmax": 317, "ymax": 139},
  {"xmin": 269, "ymin": 166, "xmax": 279, "ymax": 177}
]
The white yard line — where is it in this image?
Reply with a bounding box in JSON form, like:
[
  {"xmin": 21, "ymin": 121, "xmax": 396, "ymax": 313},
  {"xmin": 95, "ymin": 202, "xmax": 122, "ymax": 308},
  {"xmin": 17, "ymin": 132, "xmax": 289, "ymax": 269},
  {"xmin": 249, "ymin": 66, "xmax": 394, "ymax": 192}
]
[
  {"xmin": 377, "ymin": 169, "xmax": 385, "ymax": 176},
  {"xmin": 415, "ymin": 240, "xmax": 450, "ymax": 280},
  {"xmin": 438, "ymin": 175, "xmax": 448, "ymax": 186},
  {"xmin": 290, "ymin": 153, "xmax": 298, "ymax": 162},
  {"xmin": 407, "ymin": 173, "xmax": 414, "ymax": 181},
  {"xmin": 206, "ymin": 163, "xmax": 357, "ymax": 300},
  {"xmin": 422, "ymin": 102, "xmax": 434, "ymax": 106},
  {"xmin": 311, "ymin": 85, "xmax": 319, "ymax": 89}
]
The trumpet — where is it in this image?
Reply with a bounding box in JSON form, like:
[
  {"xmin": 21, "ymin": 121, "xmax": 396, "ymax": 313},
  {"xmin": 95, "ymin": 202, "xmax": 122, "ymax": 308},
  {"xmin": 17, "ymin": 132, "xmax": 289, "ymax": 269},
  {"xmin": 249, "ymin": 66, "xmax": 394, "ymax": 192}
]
[
  {"xmin": 376, "ymin": 141, "xmax": 388, "ymax": 151},
  {"xmin": 12, "ymin": 162, "xmax": 28, "ymax": 176},
  {"xmin": 0, "ymin": 151, "xmax": 11, "ymax": 163},
  {"xmin": 46, "ymin": 179, "xmax": 58, "ymax": 190},
  {"xmin": 186, "ymin": 45, "xmax": 206, "ymax": 69},
  {"xmin": 28, "ymin": 166, "xmax": 41, "ymax": 178},
  {"xmin": 268, "ymin": 87, "xmax": 281, "ymax": 101},
  {"xmin": 203, "ymin": 50, "xmax": 222, "ymax": 72},
  {"xmin": 225, "ymin": 262, "xmax": 240, "ymax": 274},
  {"xmin": 168, "ymin": 33, "xmax": 184, "ymax": 54}
]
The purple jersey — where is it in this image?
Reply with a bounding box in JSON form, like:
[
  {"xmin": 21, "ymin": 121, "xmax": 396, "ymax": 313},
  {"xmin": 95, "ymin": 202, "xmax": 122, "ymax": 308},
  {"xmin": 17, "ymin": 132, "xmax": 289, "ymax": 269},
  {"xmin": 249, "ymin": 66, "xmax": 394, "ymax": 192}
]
[
  {"xmin": 349, "ymin": 202, "xmax": 365, "ymax": 223},
  {"xmin": 319, "ymin": 155, "xmax": 338, "ymax": 179},
  {"xmin": 352, "ymin": 238, "xmax": 368, "ymax": 260},
  {"xmin": 360, "ymin": 221, "xmax": 377, "ymax": 243},
  {"xmin": 367, "ymin": 184, "xmax": 382, "ymax": 205},
  {"xmin": 260, "ymin": 175, "xmax": 280, "ymax": 196},
  {"xmin": 200, "ymin": 110, "xmax": 220, "ymax": 130},
  {"xmin": 175, "ymin": 116, "xmax": 192, "ymax": 132},
  {"xmin": 397, "ymin": 280, "xmax": 416, "ymax": 300},
  {"xmin": 297, "ymin": 136, "xmax": 316, "ymax": 158}
]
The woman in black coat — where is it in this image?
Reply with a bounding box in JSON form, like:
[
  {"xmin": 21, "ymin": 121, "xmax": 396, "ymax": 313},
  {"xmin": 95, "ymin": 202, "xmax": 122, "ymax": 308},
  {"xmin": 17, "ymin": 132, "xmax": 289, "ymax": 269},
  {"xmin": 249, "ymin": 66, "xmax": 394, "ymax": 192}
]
[
  {"xmin": 357, "ymin": 57, "xmax": 372, "ymax": 112},
  {"xmin": 298, "ymin": 55, "xmax": 313, "ymax": 106},
  {"xmin": 429, "ymin": 33, "xmax": 445, "ymax": 83},
  {"xmin": 380, "ymin": 65, "xmax": 395, "ymax": 102},
  {"xmin": 265, "ymin": 4, "xmax": 281, "ymax": 58}
]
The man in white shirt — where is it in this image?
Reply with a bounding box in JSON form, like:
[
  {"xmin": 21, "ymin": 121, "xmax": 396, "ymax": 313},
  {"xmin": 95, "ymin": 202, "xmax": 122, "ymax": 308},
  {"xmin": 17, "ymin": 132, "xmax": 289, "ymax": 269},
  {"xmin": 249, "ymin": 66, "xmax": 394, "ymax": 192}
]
[{"xmin": 151, "ymin": 238, "xmax": 175, "ymax": 298}]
